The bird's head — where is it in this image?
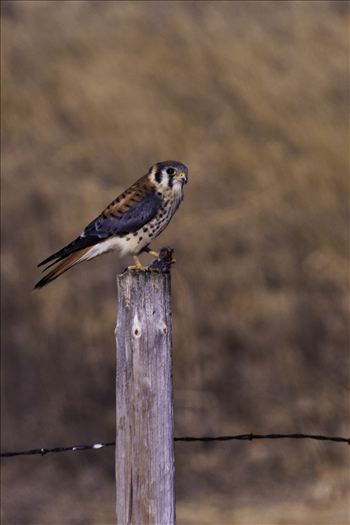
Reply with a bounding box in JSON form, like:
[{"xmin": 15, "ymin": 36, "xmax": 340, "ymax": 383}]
[{"xmin": 149, "ymin": 160, "xmax": 188, "ymax": 190}]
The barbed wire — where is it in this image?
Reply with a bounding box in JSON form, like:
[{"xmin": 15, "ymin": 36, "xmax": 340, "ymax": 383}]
[{"xmin": 1, "ymin": 432, "xmax": 349, "ymax": 458}]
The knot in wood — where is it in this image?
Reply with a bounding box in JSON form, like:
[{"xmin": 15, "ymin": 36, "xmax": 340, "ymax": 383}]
[
  {"xmin": 159, "ymin": 323, "xmax": 168, "ymax": 336},
  {"xmin": 132, "ymin": 313, "xmax": 142, "ymax": 339}
]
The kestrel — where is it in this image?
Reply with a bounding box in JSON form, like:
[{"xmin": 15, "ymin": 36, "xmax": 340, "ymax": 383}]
[{"xmin": 34, "ymin": 160, "xmax": 188, "ymax": 289}]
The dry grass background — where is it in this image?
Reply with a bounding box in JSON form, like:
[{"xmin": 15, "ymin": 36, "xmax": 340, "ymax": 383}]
[{"xmin": 1, "ymin": 1, "xmax": 349, "ymax": 524}]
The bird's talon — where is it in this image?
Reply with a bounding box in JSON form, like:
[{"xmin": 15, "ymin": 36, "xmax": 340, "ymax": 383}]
[{"xmin": 127, "ymin": 265, "xmax": 142, "ymax": 271}]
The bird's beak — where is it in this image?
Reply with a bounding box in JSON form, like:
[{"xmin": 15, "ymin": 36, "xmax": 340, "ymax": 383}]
[{"xmin": 176, "ymin": 171, "xmax": 188, "ymax": 184}]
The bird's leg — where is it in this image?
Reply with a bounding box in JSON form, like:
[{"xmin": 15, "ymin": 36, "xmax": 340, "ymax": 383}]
[
  {"xmin": 127, "ymin": 255, "xmax": 145, "ymax": 271},
  {"xmin": 133, "ymin": 255, "xmax": 143, "ymax": 268},
  {"xmin": 143, "ymin": 246, "xmax": 159, "ymax": 258},
  {"xmin": 147, "ymin": 249, "xmax": 159, "ymax": 258}
]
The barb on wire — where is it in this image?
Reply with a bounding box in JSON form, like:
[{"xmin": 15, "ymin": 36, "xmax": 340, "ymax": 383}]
[{"xmin": 1, "ymin": 433, "xmax": 349, "ymax": 458}]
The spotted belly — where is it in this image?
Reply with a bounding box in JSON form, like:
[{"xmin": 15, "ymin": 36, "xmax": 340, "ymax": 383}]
[{"xmin": 122, "ymin": 199, "xmax": 175, "ymax": 255}]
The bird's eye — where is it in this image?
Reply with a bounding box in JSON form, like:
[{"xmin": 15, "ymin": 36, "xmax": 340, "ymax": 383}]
[{"xmin": 166, "ymin": 167, "xmax": 176, "ymax": 176}]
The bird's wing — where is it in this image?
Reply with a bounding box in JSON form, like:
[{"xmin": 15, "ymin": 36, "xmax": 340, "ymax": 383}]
[
  {"xmin": 38, "ymin": 179, "xmax": 162, "ymax": 268},
  {"xmin": 84, "ymin": 188, "xmax": 161, "ymax": 239}
]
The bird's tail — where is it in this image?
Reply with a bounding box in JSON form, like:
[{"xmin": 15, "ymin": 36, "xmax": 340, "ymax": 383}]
[{"xmin": 34, "ymin": 247, "xmax": 90, "ymax": 290}]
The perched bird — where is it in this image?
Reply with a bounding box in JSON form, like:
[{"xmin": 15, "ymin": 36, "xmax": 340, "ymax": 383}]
[{"xmin": 34, "ymin": 160, "xmax": 188, "ymax": 289}]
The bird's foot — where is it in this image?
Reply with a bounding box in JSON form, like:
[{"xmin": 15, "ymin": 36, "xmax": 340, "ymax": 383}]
[
  {"xmin": 127, "ymin": 255, "xmax": 148, "ymax": 271},
  {"xmin": 126, "ymin": 248, "xmax": 175, "ymax": 272}
]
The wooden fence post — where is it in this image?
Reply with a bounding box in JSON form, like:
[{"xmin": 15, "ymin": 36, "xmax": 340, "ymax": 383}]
[{"xmin": 115, "ymin": 269, "xmax": 175, "ymax": 525}]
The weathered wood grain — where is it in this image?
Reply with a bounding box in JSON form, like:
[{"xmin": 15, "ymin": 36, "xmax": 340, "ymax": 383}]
[{"xmin": 115, "ymin": 270, "xmax": 175, "ymax": 525}]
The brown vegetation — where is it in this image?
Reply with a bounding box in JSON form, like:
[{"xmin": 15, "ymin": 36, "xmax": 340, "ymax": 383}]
[{"xmin": 1, "ymin": 1, "xmax": 349, "ymax": 524}]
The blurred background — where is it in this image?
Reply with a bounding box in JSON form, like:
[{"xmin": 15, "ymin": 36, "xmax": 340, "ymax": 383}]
[{"xmin": 1, "ymin": 1, "xmax": 349, "ymax": 524}]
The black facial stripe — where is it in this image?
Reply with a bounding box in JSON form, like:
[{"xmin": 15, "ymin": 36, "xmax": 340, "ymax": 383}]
[
  {"xmin": 155, "ymin": 169, "xmax": 162, "ymax": 183},
  {"xmin": 168, "ymin": 176, "xmax": 173, "ymax": 188}
]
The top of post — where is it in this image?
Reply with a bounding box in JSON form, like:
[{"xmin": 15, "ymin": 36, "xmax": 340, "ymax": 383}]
[{"xmin": 119, "ymin": 247, "xmax": 175, "ymax": 278}]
